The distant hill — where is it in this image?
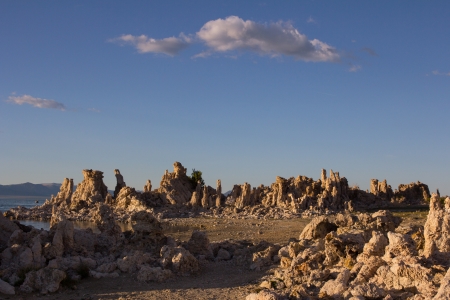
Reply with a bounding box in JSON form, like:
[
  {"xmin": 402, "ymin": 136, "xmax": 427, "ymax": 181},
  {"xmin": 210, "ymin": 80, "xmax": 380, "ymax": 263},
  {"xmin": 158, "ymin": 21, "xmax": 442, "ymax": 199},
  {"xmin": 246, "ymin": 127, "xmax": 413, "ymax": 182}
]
[
  {"xmin": 0, "ymin": 182, "xmax": 62, "ymax": 197},
  {"xmin": 0, "ymin": 182, "xmax": 114, "ymax": 197}
]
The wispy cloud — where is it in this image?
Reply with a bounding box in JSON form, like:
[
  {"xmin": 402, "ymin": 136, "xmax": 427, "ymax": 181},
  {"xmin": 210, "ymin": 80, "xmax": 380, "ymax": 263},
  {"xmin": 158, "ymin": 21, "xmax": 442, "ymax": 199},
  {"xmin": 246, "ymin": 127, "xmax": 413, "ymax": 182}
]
[
  {"xmin": 88, "ymin": 108, "xmax": 100, "ymax": 113},
  {"xmin": 109, "ymin": 34, "xmax": 191, "ymax": 56},
  {"xmin": 349, "ymin": 64, "xmax": 362, "ymax": 72},
  {"xmin": 431, "ymin": 70, "xmax": 450, "ymax": 76},
  {"xmin": 196, "ymin": 16, "xmax": 339, "ymax": 62},
  {"xmin": 361, "ymin": 47, "xmax": 378, "ymax": 56},
  {"xmin": 7, "ymin": 94, "xmax": 66, "ymax": 111},
  {"xmin": 307, "ymin": 16, "xmax": 317, "ymax": 24}
]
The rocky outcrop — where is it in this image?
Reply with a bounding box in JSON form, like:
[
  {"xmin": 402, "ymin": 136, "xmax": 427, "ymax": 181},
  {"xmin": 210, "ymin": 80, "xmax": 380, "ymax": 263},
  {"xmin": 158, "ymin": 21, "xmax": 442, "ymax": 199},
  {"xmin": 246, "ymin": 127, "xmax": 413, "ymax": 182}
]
[
  {"xmin": 70, "ymin": 169, "xmax": 108, "ymax": 210},
  {"xmin": 158, "ymin": 162, "xmax": 193, "ymax": 205},
  {"xmin": 395, "ymin": 181, "xmax": 431, "ymax": 204},
  {"xmin": 216, "ymin": 179, "xmax": 222, "ymax": 207},
  {"xmin": 424, "ymin": 192, "xmax": 450, "ymax": 261},
  {"xmin": 0, "ymin": 212, "xmax": 19, "ymax": 248},
  {"xmin": 370, "ymin": 179, "xmax": 393, "ymax": 201},
  {"xmin": 143, "ymin": 180, "xmax": 152, "ymax": 193},
  {"xmin": 246, "ymin": 210, "xmax": 448, "ymax": 299},
  {"xmin": 113, "ymin": 169, "xmax": 126, "ymax": 198}
]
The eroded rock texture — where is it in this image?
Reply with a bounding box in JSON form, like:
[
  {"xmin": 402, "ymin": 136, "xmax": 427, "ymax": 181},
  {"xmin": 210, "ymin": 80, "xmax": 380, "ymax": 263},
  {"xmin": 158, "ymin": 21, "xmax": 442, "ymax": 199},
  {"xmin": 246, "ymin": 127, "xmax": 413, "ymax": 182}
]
[
  {"xmin": 70, "ymin": 169, "xmax": 108, "ymax": 210},
  {"xmin": 158, "ymin": 162, "xmax": 194, "ymax": 205}
]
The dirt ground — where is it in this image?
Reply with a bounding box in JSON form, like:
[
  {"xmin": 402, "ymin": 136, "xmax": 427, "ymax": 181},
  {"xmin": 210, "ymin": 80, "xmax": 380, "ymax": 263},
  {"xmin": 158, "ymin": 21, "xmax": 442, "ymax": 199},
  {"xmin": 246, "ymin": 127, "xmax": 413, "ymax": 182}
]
[{"xmin": 2, "ymin": 212, "xmax": 427, "ymax": 300}]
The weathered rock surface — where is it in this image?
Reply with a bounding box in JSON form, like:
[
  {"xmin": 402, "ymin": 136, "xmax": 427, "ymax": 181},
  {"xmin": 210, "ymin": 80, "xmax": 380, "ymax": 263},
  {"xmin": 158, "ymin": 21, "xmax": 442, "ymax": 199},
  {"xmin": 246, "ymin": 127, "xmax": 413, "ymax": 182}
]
[
  {"xmin": 70, "ymin": 169, "xmax": 108, "ymax": 210},
  {"xmin": 158, "ymin": 162, "xmax": 194, "ymax": 205},
  {"xmin": 424, "ymin": 192, "xmax": 450, "ymax": 260}
]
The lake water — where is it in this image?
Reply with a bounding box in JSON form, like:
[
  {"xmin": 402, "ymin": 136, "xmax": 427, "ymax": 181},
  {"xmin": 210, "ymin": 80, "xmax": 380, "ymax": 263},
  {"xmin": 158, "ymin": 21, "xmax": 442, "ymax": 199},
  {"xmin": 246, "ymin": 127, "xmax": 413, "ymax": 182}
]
[{"xmin": 0, "ymin": 196, "xmax": 47, "ymax": 212}]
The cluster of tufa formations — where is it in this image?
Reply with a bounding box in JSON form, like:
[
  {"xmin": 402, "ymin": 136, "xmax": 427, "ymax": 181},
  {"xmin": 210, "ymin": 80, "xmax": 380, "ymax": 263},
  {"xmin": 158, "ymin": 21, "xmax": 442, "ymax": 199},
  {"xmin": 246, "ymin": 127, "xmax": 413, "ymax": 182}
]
[{"xmin": 1, "ymin": 161, "xmax": 448, "ymax": 298}]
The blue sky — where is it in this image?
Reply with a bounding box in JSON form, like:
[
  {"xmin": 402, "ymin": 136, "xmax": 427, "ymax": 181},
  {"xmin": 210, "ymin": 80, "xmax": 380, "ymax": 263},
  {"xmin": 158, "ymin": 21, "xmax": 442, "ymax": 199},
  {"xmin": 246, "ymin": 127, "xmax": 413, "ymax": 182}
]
[{"xmin": 1, "ymin": 1, "xmax": 449, "ymax": 195}]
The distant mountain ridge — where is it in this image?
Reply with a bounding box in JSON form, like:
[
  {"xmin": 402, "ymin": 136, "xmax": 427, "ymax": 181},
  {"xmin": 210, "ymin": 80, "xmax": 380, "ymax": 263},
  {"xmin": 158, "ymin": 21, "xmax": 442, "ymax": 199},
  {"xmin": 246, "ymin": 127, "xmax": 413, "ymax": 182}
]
[
  {"xmin": 0, "ymin": 182, "xmax": 114, "ymax": 197},
  {"xmin": 0, "ymin": 182, "xmax": 62, "ymax": 197}
]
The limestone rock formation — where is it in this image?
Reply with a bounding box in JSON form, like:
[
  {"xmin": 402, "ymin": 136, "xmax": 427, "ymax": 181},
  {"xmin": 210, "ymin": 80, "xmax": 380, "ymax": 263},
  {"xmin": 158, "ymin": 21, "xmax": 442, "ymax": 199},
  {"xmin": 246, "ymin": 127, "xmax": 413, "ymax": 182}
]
[
  {"xmin": 424, "ymin": 192, "xmax": 450, "ymax": 260},
  {"xmin": 70, "ymin": 169, "xmax": 108, "ymax": 210},
  {"xmin": 395, "ymin": 181, "xmax": 431, "ymax": 204},
  {"xmin": 216, "ymin": 179, "xmax": 222, "ymax": 207},
  {"xmin": 143, "ymin": 180, "xmax": 152, "ymax": 193},
  {"xmin": 113, "ymin": 169, "xmax": 126, "ymax": 198},
  {"xmin": 370, "ymin": 179, "xmax": 393, "ymax": 201},
  {"xmin": 158, "ymin": 162, "xmax": 193, "ymax": 205}
]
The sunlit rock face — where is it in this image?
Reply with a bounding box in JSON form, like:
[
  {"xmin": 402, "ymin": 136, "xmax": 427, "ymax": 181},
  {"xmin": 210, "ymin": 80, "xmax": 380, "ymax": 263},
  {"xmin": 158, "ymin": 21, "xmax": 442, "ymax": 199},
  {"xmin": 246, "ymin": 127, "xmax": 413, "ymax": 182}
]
[
  {"xmin": 424, "ymin": 192, "xmax": 450, "ymax": 261},
  {"xmin": 158, "ymin": 162, "xmax": 194, "ymax": 205},
  {"xmin": 70, "ymin": 169, "xmax": 108, "ymax": 210}
]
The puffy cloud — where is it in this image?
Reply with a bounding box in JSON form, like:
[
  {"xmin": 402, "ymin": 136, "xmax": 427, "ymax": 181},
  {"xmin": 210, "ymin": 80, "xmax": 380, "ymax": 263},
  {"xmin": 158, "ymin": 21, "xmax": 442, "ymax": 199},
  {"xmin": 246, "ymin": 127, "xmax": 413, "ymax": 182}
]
[
  {"xmin": 196, "ymin": 16, "xmax": 339, "ymax": 62},
  {"xmin": 7, "ymin": 94, "xmax": 66, "ymax": 110},
  {"xmin": 110, "ymin": 34, "xmax": 190, "ymax": 56}
]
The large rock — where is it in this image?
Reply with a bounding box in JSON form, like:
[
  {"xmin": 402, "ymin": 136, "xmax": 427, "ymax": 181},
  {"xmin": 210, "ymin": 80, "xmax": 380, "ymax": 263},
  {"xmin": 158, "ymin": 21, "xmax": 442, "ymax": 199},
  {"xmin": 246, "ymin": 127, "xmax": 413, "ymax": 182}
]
[
  {"xmin": 0, "ymin": 212, "xmax": 19, "ymax": 248},
  {"xmin": 19, "ymin": 267, "xmax": 66, "ymax": 294},
  {"xmin": 158, "ymin": 162, "xmax": 193, "ymax": 205},
  {"xmin": 70, "ymin": 169, "xmax": 108, "ymax": 210},
  {"xmin": 299, "ymin": 216, "xmax": 338, "ymax": 240},
  {"xmin": 0, "ymin": 278, "xmax": 15, "ymax": 295},
  {"xmin": 424, "ymin": 193, "xmax": 450, "ymax": 260},
  {"xmin": 394, "ymin": 181, "xmax": 430, "ymax": 204}
]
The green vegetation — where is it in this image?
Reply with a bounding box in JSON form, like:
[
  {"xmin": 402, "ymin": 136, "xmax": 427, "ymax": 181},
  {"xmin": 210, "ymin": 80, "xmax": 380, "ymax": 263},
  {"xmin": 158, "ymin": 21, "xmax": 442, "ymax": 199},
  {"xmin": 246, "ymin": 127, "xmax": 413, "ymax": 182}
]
[{"xmin": 189, "ymin": 169, "xmax": 205, "ymax": 188}]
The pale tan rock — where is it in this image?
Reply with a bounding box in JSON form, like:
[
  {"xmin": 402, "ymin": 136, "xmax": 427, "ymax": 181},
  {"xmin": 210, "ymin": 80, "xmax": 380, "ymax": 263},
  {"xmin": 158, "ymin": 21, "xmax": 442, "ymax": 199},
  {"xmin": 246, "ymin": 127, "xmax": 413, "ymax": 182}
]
[
  {"xmin": 216, "ymin": 179, "xmax": 222, "ymax": 207},
  {"xmin": 434, "ymin": 267, "xmax": 450, "ymax": 299},
  {"xmin": 319, "ymin": 269, "xmax": 350, "ymax": 297},
  {"xmin": 70, "ymin": 169, "xmax": 108, "ymax": 210},
  {"xmin": 143, "ymin": 180, "xmax": 152, "ymax": 193},
  {"xmin": 299, "ymin": 216, "xmax": 337, "ymax": 240},
  {"xmin": 362, "ymin": 231, "xmax": 388, "ymax": 256},
  {"xmin": 424, "ymin": 192, "xmax": 450, "ymax": 260},
  {"xmin": 158, "ymin": 162, "xmax": 193, "ymax": 205}
]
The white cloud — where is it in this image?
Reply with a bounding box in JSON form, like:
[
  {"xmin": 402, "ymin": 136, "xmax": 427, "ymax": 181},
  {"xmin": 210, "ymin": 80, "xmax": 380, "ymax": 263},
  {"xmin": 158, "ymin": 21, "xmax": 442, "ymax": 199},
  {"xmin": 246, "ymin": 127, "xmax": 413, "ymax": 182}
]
[
  {"xmin": 196, "ymin": 16, "xmax": 339, "ymax": 62},
  {"xmin": 349, "ymin": 64, "xmax": 362, "ymax": 72},
  {"xmin": 7, "ymin": 94, "xmax": 66, "ymax": 110},
  {"xmin": 88, "ymin": 108, "xmax": 100, "ymax": 113},
  {"xmin": 110, "ymin": 34, "xmax": 190, "ymax": 56},
  {"xmin": 431, "ymin": 70, "xmax": 450, "ymax": 76}
]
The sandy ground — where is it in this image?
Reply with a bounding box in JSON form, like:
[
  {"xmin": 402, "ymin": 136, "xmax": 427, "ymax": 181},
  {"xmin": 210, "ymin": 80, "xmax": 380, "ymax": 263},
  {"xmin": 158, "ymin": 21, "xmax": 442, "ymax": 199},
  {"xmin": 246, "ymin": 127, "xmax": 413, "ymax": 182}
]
[{"xmin": 2, "ymin": 212, "xmax": 426, "ymax": 300}]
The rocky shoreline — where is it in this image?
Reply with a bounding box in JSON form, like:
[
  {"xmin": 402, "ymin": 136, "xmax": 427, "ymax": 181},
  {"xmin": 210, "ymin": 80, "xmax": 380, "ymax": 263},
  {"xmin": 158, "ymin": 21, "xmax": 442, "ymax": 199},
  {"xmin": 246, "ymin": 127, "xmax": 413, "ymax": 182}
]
[{"xmin": 1, "ymin": 162, "xmax": 448, "ymax": 299}]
